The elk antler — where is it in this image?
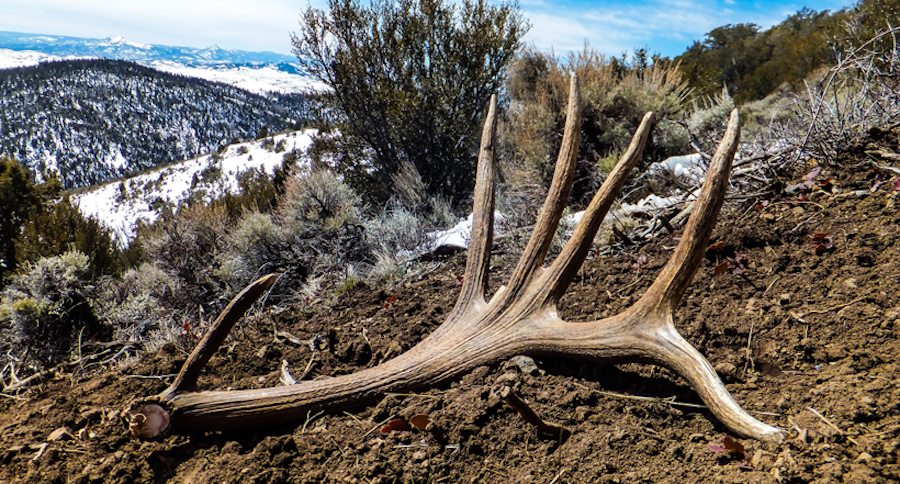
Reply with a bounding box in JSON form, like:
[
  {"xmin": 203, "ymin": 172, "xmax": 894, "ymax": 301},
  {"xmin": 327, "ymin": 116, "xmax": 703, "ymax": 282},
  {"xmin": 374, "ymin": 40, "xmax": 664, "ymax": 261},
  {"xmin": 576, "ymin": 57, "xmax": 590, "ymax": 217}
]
[{"xmin": 129, "ymin": 76, "xmax": 786, "ymax": 444}]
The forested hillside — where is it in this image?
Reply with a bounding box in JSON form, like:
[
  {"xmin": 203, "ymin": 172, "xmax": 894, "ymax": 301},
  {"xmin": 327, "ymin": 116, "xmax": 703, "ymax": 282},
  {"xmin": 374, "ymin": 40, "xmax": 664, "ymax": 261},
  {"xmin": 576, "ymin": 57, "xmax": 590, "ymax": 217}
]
[{"xmin": 0, "ymin": 59, "xmax": 314, "ymax": 188}]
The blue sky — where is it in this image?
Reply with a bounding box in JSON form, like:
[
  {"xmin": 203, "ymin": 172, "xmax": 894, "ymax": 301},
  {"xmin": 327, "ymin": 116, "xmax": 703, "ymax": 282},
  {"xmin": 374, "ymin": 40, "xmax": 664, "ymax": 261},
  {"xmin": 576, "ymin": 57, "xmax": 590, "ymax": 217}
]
[{"xmin": 0, "ymin": 0, "xmax": 853, "ymax": 57}]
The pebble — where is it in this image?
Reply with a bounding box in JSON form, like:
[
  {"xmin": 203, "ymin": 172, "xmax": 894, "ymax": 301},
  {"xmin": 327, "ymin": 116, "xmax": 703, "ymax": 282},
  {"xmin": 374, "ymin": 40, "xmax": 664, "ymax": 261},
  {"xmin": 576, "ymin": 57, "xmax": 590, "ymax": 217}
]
[
  {"xmin": 508, "ymin": 355, "xmax": 540, "ymax": 376},
  {"xmin": 714, "ymin": 362, "xmax": 737, "ymax": 379},
  {"xmin": 47, "ymin": 427, "xmax": 71, "ymax": 442}
]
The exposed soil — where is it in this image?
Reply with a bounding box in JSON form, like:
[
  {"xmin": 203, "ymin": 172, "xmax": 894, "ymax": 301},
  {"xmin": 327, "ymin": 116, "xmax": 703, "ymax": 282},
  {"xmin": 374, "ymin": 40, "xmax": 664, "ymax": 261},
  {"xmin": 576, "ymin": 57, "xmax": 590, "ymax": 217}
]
[{"xmin": 1, "ymin": 129, "xmax": 898, "ymax": 482}]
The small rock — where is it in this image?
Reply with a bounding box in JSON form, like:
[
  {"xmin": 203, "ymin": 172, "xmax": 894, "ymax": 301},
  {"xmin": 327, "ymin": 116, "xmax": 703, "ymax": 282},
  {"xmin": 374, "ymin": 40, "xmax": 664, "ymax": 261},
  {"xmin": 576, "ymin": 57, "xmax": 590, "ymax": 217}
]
[
  {"xmin": 752, "ymin": 449, "xmax": 773, "ymax": 468},
  {"xmin": 494, "ymin": 371, "xmax": 519, "ymax": 386},
  {"xmin": 688, "ymin": 433, "xmax": 705, "ymax": 443},
  {"xmin": 824, "ymin": 346, "xmax": 847, "ymax": 361},
  {"xmin": 776, "ymin": 293, "xmax": 792, "ymax": 306},
  {"xmin": 855, "ymin": 452, "xmax": 872, "ymax": 462},
  {"xmin": 714, "ymin": 362, "xmax": 737, "ymax": 380},
  {"xmin": 411, "ymin": 450, "xmax": 427, "ymax": 461},
  {"xmin": 507, "ymin": 355, "xmax": 540, "ymax": 376},
  {"xmin": 47, "ymin": 427, "xmax": 72, "ymax": 442},
  {"xmin": 855, "ymin": 254, "xmax": 875, "ymax": 267},
  {"xmin": 78, "ymin": 408, "xmax": 102, "ymax": 425}
]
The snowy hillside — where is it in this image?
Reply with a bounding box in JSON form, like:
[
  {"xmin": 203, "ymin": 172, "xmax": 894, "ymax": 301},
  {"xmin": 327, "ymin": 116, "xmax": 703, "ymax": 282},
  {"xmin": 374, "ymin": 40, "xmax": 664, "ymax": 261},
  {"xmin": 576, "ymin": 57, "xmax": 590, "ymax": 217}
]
[
  {"xmin": 73, "ymin": 129, "xmax": 315, "ymax": 243},
  {"xmin": 0, "ymin": 31, "xmax": 322, "ymax": 94},
  {"xmin": 0, "ymin": 49, "xmax": 323, "ymax": 94},
  {"xmin": 148, "ymin": 61, "xmax": 325, "ymax": 94},
  {"xmin": 0, "ymin": 48, "xmax": 85, "ymax": 69},
  {"xmin": 0, "ymin": 59, "xmax": 315, "ymax": 188}
]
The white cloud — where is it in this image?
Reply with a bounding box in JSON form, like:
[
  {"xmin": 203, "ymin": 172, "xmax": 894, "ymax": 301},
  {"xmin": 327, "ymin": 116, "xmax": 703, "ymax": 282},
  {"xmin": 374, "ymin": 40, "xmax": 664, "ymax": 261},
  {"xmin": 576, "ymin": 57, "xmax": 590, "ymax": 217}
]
[{"xmin": 521, "ymin": 0, "xmax": 721, "ymax": 56}]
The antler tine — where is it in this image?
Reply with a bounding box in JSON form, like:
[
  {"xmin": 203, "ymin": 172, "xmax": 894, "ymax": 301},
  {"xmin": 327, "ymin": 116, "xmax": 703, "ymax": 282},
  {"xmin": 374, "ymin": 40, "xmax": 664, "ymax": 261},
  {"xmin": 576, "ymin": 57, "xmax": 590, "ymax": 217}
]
[
  {"xmin": 452, "ymin": 94, "xmax": 498, "ymax": 318},
  {"xmin": 501, "ymin": 74, "xmax": 582, "ymax": 304},
  {"xmin": 648, "ymin": 323, "xmax": 787, "ymax": 442},
  {"xmin": 159, "ymin": 274, "xmax": 278, "ymax": 401},
  {"xmin": 538, "ymin": 111, "xmax": 655, "ymax": 305},
  {"xmin": 635, "ymin": 109, "xmax": 740, "ymax": 314}
]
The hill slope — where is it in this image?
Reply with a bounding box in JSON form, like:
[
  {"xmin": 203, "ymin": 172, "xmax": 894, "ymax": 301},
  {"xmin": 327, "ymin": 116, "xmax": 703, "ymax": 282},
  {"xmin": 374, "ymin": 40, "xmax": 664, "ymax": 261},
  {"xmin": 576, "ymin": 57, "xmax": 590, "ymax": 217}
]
[
  {"xmin": 73, "ymin": 129, "xmax": 315, "ymax": 243},
  {"xmin": 0, "ymin": 59, "xmax": 313, "ymax": 188},
  {"xmin": 0, "ymin": 129, "xmax": 897, "ymax": 482}
]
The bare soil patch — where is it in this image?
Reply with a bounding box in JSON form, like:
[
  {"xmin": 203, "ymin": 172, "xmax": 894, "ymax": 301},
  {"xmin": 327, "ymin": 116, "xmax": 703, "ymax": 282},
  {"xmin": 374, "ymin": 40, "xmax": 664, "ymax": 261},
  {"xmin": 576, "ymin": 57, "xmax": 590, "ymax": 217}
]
[{"xmin": 1, "ymin": 129, "xmax": 898, "ymax": 482}]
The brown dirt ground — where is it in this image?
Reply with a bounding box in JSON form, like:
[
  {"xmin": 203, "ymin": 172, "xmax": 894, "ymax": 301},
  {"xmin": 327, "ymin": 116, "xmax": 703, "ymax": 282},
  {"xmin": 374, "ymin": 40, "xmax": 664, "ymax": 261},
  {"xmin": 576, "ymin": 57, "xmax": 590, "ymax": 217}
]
[{"xmin": 1, "ymin": 129, "xmax": 898, "ymax": 483}]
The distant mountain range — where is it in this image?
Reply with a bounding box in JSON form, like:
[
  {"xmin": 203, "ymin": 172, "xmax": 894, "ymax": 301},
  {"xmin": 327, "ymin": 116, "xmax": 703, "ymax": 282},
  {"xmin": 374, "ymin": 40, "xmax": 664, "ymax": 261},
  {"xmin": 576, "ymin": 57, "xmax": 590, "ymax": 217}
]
[
  {"xmin": 0, "ymin": 31, "xmax": 325, "ymax": 94},
  {"xmin": 0, "ymin": 30, "xmax": 298, "ymax": 70}
]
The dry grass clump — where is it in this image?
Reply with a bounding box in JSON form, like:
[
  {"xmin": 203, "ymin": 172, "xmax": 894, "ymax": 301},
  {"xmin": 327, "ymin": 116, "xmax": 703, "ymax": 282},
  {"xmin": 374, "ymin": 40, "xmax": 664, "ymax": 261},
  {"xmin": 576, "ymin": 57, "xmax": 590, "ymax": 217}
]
[{"xmin": 500, "ymin": 47, "xmax": 692, "ymax": 215}]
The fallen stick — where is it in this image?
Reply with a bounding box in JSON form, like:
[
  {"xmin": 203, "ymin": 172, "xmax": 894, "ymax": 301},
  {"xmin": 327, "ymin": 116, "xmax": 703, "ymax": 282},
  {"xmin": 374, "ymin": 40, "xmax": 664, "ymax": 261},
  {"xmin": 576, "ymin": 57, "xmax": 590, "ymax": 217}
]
[
  {"xmin": 500, "ymin": 386, "xmax": 570, "ymax": 441},
  {"xmin": 806, "ymin": 406, "xmax": 859, "ymax": 446}
]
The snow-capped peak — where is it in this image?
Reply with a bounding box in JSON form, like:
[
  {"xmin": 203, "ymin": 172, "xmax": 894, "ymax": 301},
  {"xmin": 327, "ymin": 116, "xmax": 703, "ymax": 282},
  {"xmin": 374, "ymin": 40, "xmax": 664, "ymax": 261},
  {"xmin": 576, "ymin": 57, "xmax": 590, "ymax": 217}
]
[{"xmin": 104, "ymin": 35, "xmax": 150, "ymax": 49}]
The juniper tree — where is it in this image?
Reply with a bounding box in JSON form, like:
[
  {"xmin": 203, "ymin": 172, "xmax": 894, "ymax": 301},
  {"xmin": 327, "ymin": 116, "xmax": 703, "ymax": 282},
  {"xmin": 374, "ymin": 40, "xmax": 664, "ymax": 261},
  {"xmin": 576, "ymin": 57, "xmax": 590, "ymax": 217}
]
[{"xmin": 292, "ymin": 0, "xmax": 527, "ymax": 204}]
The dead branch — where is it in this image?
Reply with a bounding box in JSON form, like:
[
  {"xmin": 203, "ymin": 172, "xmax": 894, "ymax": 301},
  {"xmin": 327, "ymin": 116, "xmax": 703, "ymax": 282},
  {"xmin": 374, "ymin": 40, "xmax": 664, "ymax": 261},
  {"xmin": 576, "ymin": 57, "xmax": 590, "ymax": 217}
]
[{"xmin": 499, "ymin": 386, "xmax": 569, "ymax": 441}]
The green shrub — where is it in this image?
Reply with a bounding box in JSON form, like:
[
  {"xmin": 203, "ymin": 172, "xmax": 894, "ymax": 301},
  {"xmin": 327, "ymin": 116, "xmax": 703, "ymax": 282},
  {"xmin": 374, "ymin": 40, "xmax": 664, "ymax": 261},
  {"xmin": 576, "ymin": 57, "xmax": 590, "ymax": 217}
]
[
  {"xmin": 91, "ymin": 262, "xmax": 180, "ymax": 349},
  {"xmin": 685, "ymin": 87, "xmax": 736, "ymax": 152},
  {"xmin": 292, "ymin": 0, "xmax": 526, "ymax": 204},
  {"xmin": 216, "ymin": 211, "xmax": 306, "ymax": 298},
  {"xmin": 15, "ymin": 196, "xmax": 124, "ymax": 278},
  {"xmin": 0, "ymin": 251, "xmax": 105, "ymax": 369},
  {"xmin": 278, "ymin": 169, "xmax": 361, "ymax": 231},
  {"xmin": 140, "ymin": 203, "xmax": 229, "ymax": 312},
  {"xmin": 0, "ymin": 158, "xmax": 41, "ymax": 284}
]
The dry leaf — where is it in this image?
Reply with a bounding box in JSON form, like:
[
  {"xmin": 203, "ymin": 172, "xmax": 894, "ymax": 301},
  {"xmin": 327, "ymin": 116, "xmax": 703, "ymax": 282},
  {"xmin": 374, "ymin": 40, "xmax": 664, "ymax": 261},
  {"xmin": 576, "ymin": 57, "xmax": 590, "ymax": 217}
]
[
  {"xmin": 723, "ymin": 436, "xmax": 746, "ymax": 458},
  {"xmin": 810, "ymin": 232, "xmax": 834, "ymax": 255},
  {"xmin": 380, "ymin": 418, "xmax": 410, "ymax": 433},
  {"xmin": 631, "ymin": 254, "xmax": 648, "ymax": 272},
  {"xmin": 817, "ymin": 177, "xmax": 834, "ymax": 192},
  {"xmin": 803, "ymin": 166, "xmax": 822, "ymax": 182},
  {"xmin": 714, "ymin": 261, "xmax": 730, "ymax": 276},
  {"xmin": 731, "ymin": 252, "xmax": 749, "ymax": 275},
  {"xmin": 707, "ymin": 241, "xmax": 726, "ymax": 252},
  {"xmin": 708, "ymin": 436, "xmax": 746, "ymax": 459},
  {"xmin": 409, "ymin": 414, "xmax": 430, "ymax": 430},
  {"xmin": 382, "ymin": 295, "xmax": 398, "ymax": 309}
]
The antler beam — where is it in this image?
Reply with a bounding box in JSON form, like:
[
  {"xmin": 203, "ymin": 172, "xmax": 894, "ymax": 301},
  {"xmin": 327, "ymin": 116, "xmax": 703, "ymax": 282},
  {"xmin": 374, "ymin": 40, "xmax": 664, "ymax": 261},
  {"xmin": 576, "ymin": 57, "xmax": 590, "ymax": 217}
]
[{"xmin": 129, "ymin": 76, "xmax": 786, "ymax": 444}]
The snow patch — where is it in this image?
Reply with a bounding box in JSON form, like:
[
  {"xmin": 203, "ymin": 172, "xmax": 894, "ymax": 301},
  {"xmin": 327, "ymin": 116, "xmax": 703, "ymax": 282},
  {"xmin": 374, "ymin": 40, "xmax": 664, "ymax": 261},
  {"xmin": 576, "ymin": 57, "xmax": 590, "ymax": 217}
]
[
  {"xmin": 0, "ymin": 49, "xmax": 324, "ymax": 94},
  {"xmin": 426, "ymin": 212, "xmax": 507, "ymax": 253},
  {"xmin": 150, "ymin": 61, "xmax": 327, "ymax": 94},
  {"xmin": 73, "ymin": 129, "xmax": 316, "ymax": 244},
  {"xmin": 0, "ymin": 48, "xmax": 87, "ymax": 68},
  {"xmin": 647, "ymin": 153, "xmax": 705, "ymax": 182}
]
